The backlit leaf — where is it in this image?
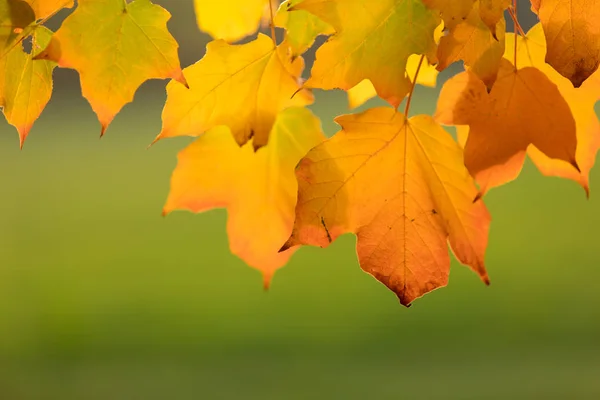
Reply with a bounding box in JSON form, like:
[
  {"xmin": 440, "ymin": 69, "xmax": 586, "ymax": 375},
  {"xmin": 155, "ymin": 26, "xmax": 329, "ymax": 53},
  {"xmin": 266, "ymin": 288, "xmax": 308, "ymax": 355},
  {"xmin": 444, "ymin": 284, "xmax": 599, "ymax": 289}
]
[
  {"xmin": 24, "ymin": 0, "xmax": 74, "ymax": 20},
  {"xmin": 535, "ymin": 0, "xmax": 600, "ymax": 87},
  {"xmin": 34, "ymin": 0, "xmax": 186, "ymax": 134},
  {"xmin": 283, "ymin": 108, "xmax": 490, "ymax": 306},
  {"xmin": 164, "ymin": 107, "xmax": 325, "ymax": 286},
  {"xmin": 435, "ymin": 59, "xmax": 578, "ymax": 195},
  {"xmin": 296, "ymin": 0, "xmax": 440, "ymax": 108},
  {"xmin": 436, "ymin": 0, "xmax": 505, "ymax": 87},
  {"xmin": 157, "ymin": 34, "xmax": 313, "ymax": 149},
  {"xmin": 193, "ymin": 0, "xmax": 273, "ymax": 43},
  {"xmin": 502, "ymin": 23, "xmax": 599, "ymax": 195},
  {"xmin": 479, "ymin": 0, "xmax": 510, "ymax": 39},
  {"xmin": 275, "ymin": 0, "xmax": 334, "ymax": 56},
  {"xmin": 0, "ymin": 26, "xmax": 56, "ymax": 146}
]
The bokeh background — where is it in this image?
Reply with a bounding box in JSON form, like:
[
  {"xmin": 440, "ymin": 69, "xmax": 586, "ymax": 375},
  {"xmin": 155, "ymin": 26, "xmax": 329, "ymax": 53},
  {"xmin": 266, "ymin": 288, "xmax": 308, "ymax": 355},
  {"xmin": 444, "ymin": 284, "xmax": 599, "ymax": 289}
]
[{"xmin": 1, "ymin": 2, "xmax": 599, "ymax": 399}]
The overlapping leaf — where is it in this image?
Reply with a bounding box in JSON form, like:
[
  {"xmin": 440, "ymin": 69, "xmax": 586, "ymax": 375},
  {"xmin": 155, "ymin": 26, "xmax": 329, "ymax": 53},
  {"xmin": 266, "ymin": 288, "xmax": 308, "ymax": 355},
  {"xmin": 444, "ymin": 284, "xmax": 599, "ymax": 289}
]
[
  {"xmin": 164, "ymin": 107, "xmax": 324, "ymax": 286},
  {"xmin": 346, "ymin": 23, "xmax": 444, "ymax": 109},
  {"xmin": 0, "ymin": 26, "xmax": 55, "ymax": 146},
  {"xmin": 295, "ymin": 0, "xmax": 440, "ymax": 107},
  {"xmin": 35, "ymin": 0, "xmax": 186, "ymax": 134},
  {"xmin": 0, "ymin": 0, "xmax": 60, "ymax": 145},
  {"xmin": 283, "ymin": 108, "xmax": 490, "ymax": 306},
  {"xmin": 157, "ymin": 34, "xmax": 313, "ymax": 149},
  {"xmin": 193, "ymin": 0, "xmax": 275, "ymax": 43},
  {"xmin": 533, "ymin": 0, "xmax": 600, "ymax": 87},
  {"xmin": 24, "ymin": 0, "xmax": 74, "ymax": 20},
  {"xmin": 275, "ymin": 0, "xmax": 334, "ymax": 56},
  {"xmin": 435, "ymin": 59, "xmax": 578, "ymax": 195},
  {"xmin": 435, "ymin": 0, "xmax": 505, "ymax": 87}
]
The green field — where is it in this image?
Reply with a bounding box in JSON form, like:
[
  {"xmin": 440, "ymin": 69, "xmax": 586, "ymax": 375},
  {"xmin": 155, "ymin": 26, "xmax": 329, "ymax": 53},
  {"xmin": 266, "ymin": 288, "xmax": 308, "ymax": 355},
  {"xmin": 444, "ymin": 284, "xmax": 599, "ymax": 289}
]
[{"xmin": 1, "ymin": 79, "xmax": 599, "ymax": 399}]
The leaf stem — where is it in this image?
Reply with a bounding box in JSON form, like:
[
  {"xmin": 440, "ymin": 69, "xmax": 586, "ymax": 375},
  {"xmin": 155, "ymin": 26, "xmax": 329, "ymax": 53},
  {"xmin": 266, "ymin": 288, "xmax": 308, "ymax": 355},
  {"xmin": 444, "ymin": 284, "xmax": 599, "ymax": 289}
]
[
  {"xmin": 509, "ymin": 0, "xmax": 523, "ymax": 69},
  {"xmin": 268, "ymin": 0, "xmax": 277, "ymax": 47},
  {"xmin": 403, "ymin": 54, "xmax": 425, "ymax": 119}
]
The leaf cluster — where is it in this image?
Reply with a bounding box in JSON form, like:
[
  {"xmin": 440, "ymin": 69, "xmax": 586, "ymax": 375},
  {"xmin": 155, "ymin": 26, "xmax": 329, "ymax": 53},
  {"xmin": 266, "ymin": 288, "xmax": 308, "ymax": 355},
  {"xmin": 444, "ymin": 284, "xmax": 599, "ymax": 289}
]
[{"xmin": 2, "ymin": 0, "xmax": 599, "ymax": 306}]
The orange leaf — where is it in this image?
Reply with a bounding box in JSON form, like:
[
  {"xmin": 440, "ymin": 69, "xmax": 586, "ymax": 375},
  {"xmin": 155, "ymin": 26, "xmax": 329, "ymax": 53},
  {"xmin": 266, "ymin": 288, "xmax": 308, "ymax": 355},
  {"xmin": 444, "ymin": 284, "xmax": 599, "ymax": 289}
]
[
  {"xmin": 435, "ymin": 59, "xmax": 578, "ymax": 195},
  {"xmin": 479, "ymin": 0, "xmax": 510, "ymax": 39},
  {"xmin": 164, "ymin": 107, "xmax": 325, "ymax": 287},
  {"xmin": 34, "ymin": 0, "xmax": 186, "ymax": 134},
  {"xmin": 422, "ymin": 0, "xmax": 476, "ymax": 31},
  {"xmin": 283, "ymin": 108, "xmax": 490, "ymax": 306},
  {"xmin": 535, "ymin": 0, "xmax": 600, "ymax": 87},
  {"xmin": 436, "ymin": 0, "xmax": 505, "ymax": 87},
  {"xmin": 157, "ymin": 34, "xmax": 313, "ymax": 149}
]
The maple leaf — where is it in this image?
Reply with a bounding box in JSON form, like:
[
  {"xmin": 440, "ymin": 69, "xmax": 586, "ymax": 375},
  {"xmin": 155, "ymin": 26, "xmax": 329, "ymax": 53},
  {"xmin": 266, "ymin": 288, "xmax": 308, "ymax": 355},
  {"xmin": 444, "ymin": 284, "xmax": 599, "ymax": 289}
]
[
  {"xmin": 274, "ymin": 0, "xmax": 334, "ymax": 56},
  {"xmin": 346, "ymin": 55, "xmax": 439, "ymax": 109},
  {"xmin": 436, "ymin": 0, "xmax": 506, "ymax": 87},
  {"xmin": 533, "ymin": 0, "xmax": 600, "ymax": 87},
  {"xmin": 34, "ymin": 0, "xmax": 186, "ymax": 134},
  {"xmin": 193, "ymin": 0, "xmax": 275, "ymax": 43},
  {"xmin": 478, "ymin": 0, "xmax": 510, "ymax": 39},
  {"xmin": 156, "ymin": 34, "xmax": 313, "ymax": 149},
  {"xmin": 294, "ymin": 0, "xmax": 440, "ymax": 108},
  {"xmin": 421, "ymin": 0, "xmax": 475, "ymax": 31},
  {"xmin": 499, "ymin": 23, "xmax": 599, "ymax": 195},
  {"xmin": 0, "ymin": 0, "xmax": 34, "ymax": 53},
  {"xmin": 435, "ymin": 59, "xmax": 579, "ymax": 195},
  {"xmin": 163, "ymin": 106, "xmax": 325, "ymax": 287},
  {"xmin": 24, "ymin": 0, "xmax": 74, "ymax": 20},
  {"xmin": 346, "ymin": 23, "xmax": 444, "ymax": 109},
  {"xmin": 0, "ymin": 26, "xmax": 56, "ymax": 147},
  {"xmin": 282, "ymin": 107, "xmax": 490, "ymax": 306}
]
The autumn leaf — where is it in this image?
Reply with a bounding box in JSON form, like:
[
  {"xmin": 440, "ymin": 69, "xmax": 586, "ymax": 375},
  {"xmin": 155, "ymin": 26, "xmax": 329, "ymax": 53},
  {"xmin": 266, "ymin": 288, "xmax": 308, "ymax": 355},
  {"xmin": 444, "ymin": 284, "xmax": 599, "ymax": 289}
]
[
  {"xmin": 0, "ymin": 0, "xmax": 34, "ymax": 54},
  {"xmin": 422, "ymin": 0, "xmax": 475, "ymax": 31},
  {"xmin": 34, "ymin": 0, "xmax": 186, "ymax": 134},
  {"xmin": 157, "ymin": 34, "xmax": 313, "ymax": 149},
  {"xmin": 479, "ymin": 0, "xmax": 510, "ymax": 39},
  {"xmin": 164, "ymin": 106, "xmax": 324, "ymax": 287},
  {"xmin": 534, "ymin": 0, "xmax": 600, "ymax": 87},
  {"xmin": 24, "ymin": 0, "xmax": 74, "ymax": 20},
  {"xmin": 346, "ymin": 55, "xmax": 439, "ymax": 109},
  {"xmin": 295, "ymin": 0, "xmax": 440, "ymax": 108},
  {"xmin": 435, "ymin": 59, "xmax": 579, "ymax": 195},
  {"xmin": 436, "ymin": 0, "xmax": 505, "ymax": 87},
  {"xmin": 0, "ymin": 26, "xmax": 56, "ymax": 146},
  {"xmin": 193, "ymin": 0, "xmax": 275, "ymax": 43},
  {"xmin": 501, "ymin": 23, "xmax": 599, "ymax": 195},
  {"xmin": 275, "ymin": 0, "xmax": 334, "ymax": 56},
  {"xmin": 346, "ymin": 23, "xmax": 444, "ymax": 109},
  {"xmin": 282, "ymin": 107, "xmax": 490, "ymax": 306}
]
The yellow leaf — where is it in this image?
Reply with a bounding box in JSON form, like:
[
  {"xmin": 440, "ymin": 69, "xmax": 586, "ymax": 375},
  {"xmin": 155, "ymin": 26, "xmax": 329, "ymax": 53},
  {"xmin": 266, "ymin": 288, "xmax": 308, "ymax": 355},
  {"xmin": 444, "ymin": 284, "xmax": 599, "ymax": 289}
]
[
  {"xmin": 283, "ymin": 107, "xmax": 490, "ymax": 306},
  {"xmin": 34, "ymin": 0, "xmax": 186, "ymax": 134},
  {"xmin": 0, "ymin": 0, "xmax": 34, "ymax": 55},
  {"xmin": 296, "ymin": 0, "xmax": 440, "ymax": 108},
  {"xmin": 24, "ymin": 0, "xmax": 74, "ymax": 20},
  {"xmin": 157, "ymin": 34, "xmax": 313, "ymax": 149},
  {"xmin": 193, "ymin": 0, "xmax": 271, "ymax": 43},
  {"xmin": 435, "ymin": 59, "xmax": 578, "ymax": 195},
  {"xmin": 346, "ymin": 23, "xmax": 444, "ymax": 109},
  {"xmin": 422, "ymin": 0, "xmax": 476, "ymax": 31},
  {"xmin": 535, "ymin": 0, "xmax": 600, "ymax": 87},
  {"xmin": 437, "ymin": 0, "xmax": 505, "ymax": 87},
  {"xmin": 0, "ymin": 26, "xmax": 56, "ymax": 146},
  {"xmin": 275, "ymin": 0, "xmax": 334, "ymax": 56},
  {"xmin": 164, "ymin": 107, "xmax": 325, "ymax": 286},
  {"xmin": 479, "ymin": 0, "xmax": 510, "ymax": 39}
]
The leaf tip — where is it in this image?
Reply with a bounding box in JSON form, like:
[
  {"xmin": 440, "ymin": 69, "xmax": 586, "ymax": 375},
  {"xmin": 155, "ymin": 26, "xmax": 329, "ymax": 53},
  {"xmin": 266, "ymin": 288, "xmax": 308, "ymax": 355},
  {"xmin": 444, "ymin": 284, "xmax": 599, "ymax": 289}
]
[{"xmin": 262, "ymin": 273, "xmax": 272, "ymax": 291}]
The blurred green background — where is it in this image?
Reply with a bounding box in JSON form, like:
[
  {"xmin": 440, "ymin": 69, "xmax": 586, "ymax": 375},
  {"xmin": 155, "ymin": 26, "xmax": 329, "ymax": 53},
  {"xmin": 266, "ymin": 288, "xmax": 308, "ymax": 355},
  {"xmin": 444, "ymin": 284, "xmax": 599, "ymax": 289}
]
[{"xmin": 0, "ymin": 2, "xmax": 599, "ymax": 399}]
